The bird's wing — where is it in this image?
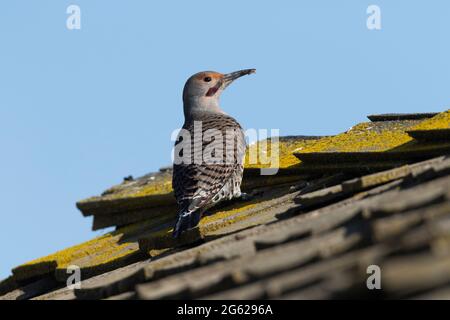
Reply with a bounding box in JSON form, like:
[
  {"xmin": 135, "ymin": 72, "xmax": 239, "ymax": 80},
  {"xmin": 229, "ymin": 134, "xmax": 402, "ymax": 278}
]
[{"xmin": 172, "ymin": 114, "xmax": 246, "ymax": 213}]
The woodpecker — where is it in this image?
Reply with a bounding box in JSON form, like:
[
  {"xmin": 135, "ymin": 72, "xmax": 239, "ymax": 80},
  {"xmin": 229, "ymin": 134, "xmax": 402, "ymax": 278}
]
[{"xmin": 172, "ymin": 69, "xmax": 256, "ymax": 238}]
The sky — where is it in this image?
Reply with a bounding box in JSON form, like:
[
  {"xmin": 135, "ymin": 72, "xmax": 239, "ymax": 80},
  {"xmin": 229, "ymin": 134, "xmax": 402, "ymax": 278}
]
[{"xmin": 1, "ymin": 0, "xmax": 450, "ymax": 279}]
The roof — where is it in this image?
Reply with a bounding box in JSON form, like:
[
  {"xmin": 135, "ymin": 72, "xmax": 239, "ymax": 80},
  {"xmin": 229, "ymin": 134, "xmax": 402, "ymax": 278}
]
[{"xmin": 1, "ymin": 109, "xmax": 450, "ymax": 300}]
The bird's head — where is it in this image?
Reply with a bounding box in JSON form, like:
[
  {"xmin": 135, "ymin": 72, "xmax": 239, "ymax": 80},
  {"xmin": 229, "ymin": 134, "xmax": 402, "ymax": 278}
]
[{"xmin": 182, "ymin": 69, "xmax": 256, "ymax": 118}]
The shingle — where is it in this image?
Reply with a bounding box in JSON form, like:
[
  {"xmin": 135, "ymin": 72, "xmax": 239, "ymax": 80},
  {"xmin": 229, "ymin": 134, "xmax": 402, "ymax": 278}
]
[
  {"xmin": 408, "ymin": 129, "xmax": 450, "ymax": 141},
  {"xmin": 78, "ymin": 161, "xmax": 310, "ymax": 232},
  {"xmin": 381, "ymin": 253, "xmax": 450, "ymax": 297},
  {"xmin": 76, "ymin": 170, "xmax": 175, "ymax": 217},
  {"xmin": 297, "ymin": 173, "xmax": 349, "ymax": 194},
  {"xmin": 77, "ymin": 135, "xmax": 319, "ymax": 221},
  {"xmin": 138, "ymin": 173, "xmax": 376, "ymax": 256},
  {"xmin": 109, "ymin": 176, "xmax": 400, "ymax": 300},
  {"xmin": 406, "ymin": 110, "xmax": 450, "ymax": 141},
  {"xmin": 342, "ymin": 156, "xmax": 450, "ymax": 193},
  {"xmin": 408, "ymin": 110, "xmax": 450, "ymax": 131},
  {"xmin": 412, "ymin": 287, "xmax": 450, "ymax": 300},
  {"xmin": 11, "ymin": 220, "xmax": 152, "ymax": 283},
  {"xmin": 244, "ymin": 135, "xmax": 328, "ymax": 174},
  {"xmin": 0, "ymin": 277, "xmax": 59, "ymax": 300},
  {"xmin": 138, "ymin": 184, "xmax": 300, "ymax": 254},
  {"xmin": 104, "ymin": 291, "xmax": 136, "ymax": 300},
  {"xmin": 14, "ymin": 153, "xmax": 450, "ymax": 299},
  {"xmin": 203, "ymin": 245, "xmax": 391, "ymax": 299},
  {"xmin": 87, "ymin": 175, "xmax": 307, "ymax": 232},
  {"xmin": 73, "ymin": 191, "xmax": 369, "ymax": 299},
  {"xmin": 92, "ymin": 205, "xmax": 176, "ymax": 230},
  {"xmin": 276, "ymin": 271, "xmax": 357, "ymax": 300},
  {"xmin": 295, "ymin": 120, "xmax": 421, "ymax": 161},
  {"xmin": 372, "ymin": 202, "xmax": 450, "ymax": 242},
  {"xmin": 0, "ymin": 276, "xmax": 18, "ymax": 296},
  {"xmin": 72, "ymin": 259, "xmax": 150, "ymax": 300},
  {"xmin": 291, "ymin": 160, "xmax": 410, "ymax": 174},
  {"xmin": 3, "ymin": 110, "xmax": 450, "ymax": 300},
  {"xmin": 363, "ymin": 174, "xmax": 450, "ymax": 216},
  {"xmin": 32, "ymin": 286, "xmax": 77, "ymax": 300},
  {"xmin": 294, "ymin": 113, "xmax": 450, "ymax": 163},
  {"xmin": 136, "ymin": 227, "xmax": 364, "ymax": 300},
  {"xmin": 367, "ymin": 113, "xmax": 438, "ymax": 122},
  {"xmin": 200, "ymin": 169, "xmax": 450, "ymax": 298},
  {"xmin": 30, "ymin": 259, "xmax": 150, "ymax": 300}
]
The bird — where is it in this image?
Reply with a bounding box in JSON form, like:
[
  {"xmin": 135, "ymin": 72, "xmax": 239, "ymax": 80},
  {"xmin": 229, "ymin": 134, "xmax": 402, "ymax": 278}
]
[{"xmin": 172, "ymin": 69, "xmax": 256, "ymax": 238}]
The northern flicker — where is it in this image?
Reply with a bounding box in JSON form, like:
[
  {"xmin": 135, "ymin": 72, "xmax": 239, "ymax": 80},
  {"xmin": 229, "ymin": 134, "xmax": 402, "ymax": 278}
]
[{"xmin": 172, "ymin": 69, "xmax": 256, "ymax": 238}]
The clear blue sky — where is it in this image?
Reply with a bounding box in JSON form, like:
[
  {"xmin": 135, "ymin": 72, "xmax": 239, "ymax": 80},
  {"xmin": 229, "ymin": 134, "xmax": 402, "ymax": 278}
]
[{"xmin": 1, "ymin": 1, "xmax": 449, "ymax": 279}]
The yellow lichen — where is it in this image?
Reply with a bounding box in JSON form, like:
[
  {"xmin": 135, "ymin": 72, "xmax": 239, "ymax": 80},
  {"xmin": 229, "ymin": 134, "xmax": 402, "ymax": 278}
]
[
  {"xmin": 244, "ymin": 137, "xmax": 319, "ymax": 169},
  {"xmin": 201, "ymin": 203, "xmax": 258, "ymax": 225},
  {"xmin": 79, "ymin": 137, "xmax": 315, "ymax": 212},
  {"xmin": 297, "ymin": 122, "xmax": 416, "ymax": 154},
  {"xmin": 139, "ymin": 186, "xmax": 293, "ymax": 253},
  {"xmin": 140, "ymin": 202, "xmax": 259, "ymax": 247},
  {"xmin": 129, "ymin": 180, "xmax": 173, "ymax": 198},
  {"xmin": 409, "ymin": 110, "xmax": 450, "ymax": 131},
  {"xmin": 11, "ymin": 219, "xmax": 156, "ymax": 281}
]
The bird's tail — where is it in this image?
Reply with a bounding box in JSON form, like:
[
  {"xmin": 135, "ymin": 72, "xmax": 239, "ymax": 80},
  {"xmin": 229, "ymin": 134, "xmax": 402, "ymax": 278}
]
[{"xmin": 172, "ymin": 210, "xmax": 201, "ymax": 238}]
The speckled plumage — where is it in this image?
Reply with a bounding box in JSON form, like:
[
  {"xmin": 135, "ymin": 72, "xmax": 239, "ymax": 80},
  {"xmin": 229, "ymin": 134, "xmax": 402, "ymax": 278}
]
[
  {"xmin": 172, "ymin": 69, "xmax": 255, "ymax": 238},
  {"xmin": 172, "ymin": 113, "xmax": 246, "ymax": 236}
]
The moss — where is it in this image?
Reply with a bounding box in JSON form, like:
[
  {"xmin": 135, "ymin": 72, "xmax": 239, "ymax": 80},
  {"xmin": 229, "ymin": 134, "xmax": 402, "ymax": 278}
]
[
  {"xmin": 139, "ymin": 186, "xmax": 293, "ymax": 253},
  {"xmin": 139, "ymin": 202, "xmax": 259, "ymax": 252},
  {"xmin": 127, "ymin": 180, "xmax": 173, "ymax": 198},
  {"xmin": 81, "ymin": 136, "xmax": 316, "ymax": 207},
  {"xmin": 77, "ymin": 137, "xmax": 317, "ymax": 217},
  {"xmin": 410, "ymin": 110, "xmax": 450, "ymax": 131},
  {"xmin": 406, "ymin": 110, "xmax": 450, "ymax": 141},
  {"xmin": 294, "ymin": 113, "xmax": 450, "ymax": 165},
  {"xmin": 79, "ymin": 180, "xmax": 173, "ymax": 204},
  {"xmin": 298, "ymin": 121, "xmax": 416, "ymax": 154},
  {"xmin": 244, "ymin": 137, "xmax": 319, "ymax": 170},
  {"xmin": 201, "ymin": 203, "xmax": 258, "ymax": 225},
  {"xmin": 11, "ymin": 219, "xmax": 157, "ymax": 282}
]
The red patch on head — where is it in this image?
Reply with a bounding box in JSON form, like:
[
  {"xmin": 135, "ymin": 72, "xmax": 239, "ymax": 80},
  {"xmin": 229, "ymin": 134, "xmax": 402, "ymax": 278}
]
[
  {"xmin": 206, "ymin": 86, "xmax": 219, "ymax": 96},
  {"xmin": 205, "ymin": 80, "xmax": 222, "ymax": 97}
]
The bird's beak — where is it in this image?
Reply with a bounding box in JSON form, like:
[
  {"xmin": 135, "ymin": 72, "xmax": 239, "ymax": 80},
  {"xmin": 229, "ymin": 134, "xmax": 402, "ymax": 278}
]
[{"xmin": 222, "ymin": 69, "xmax": 256, "ymax": 89}]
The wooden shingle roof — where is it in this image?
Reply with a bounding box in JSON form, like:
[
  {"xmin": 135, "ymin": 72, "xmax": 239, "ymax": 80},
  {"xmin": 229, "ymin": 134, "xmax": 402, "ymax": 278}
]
[{"xmin": 1, "ymin": 109, "xmax": 450, "ymax": 300}]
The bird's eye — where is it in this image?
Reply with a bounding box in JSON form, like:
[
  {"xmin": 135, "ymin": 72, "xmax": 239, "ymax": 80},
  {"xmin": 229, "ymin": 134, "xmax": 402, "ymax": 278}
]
[{"xmin": 204, "ymin": 76, "xmax": 212, "ymax": 82}]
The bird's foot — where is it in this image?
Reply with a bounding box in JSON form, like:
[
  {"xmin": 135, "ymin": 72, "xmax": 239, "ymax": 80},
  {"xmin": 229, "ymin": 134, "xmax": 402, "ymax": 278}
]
[{"xmin": 206, "ymin": 192, "xmax": 255, "ymax": 213}]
